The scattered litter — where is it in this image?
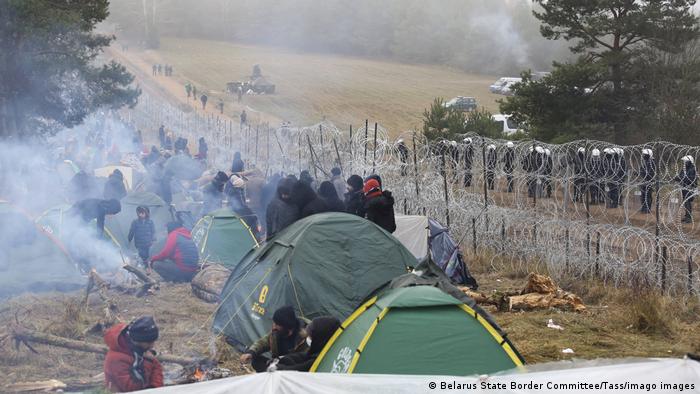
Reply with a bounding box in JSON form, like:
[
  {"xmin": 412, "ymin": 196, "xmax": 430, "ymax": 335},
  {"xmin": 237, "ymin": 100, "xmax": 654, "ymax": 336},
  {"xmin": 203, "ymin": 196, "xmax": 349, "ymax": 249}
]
[
  {"xmin": 547, "ymin": 319, "xmax": 564, "ymax": 330},
  {"xmin": 562, "ymin": 348, "xmax": 575, "ymax": 354},
  {"xmin": 496, "ymin": 279, "xmax": 502, "ymax": 282}
]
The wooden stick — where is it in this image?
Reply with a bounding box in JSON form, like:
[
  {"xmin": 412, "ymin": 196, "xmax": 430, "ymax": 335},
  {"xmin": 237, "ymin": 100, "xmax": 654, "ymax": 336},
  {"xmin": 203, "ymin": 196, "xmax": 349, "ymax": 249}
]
[{"xmin": 11, "ymin": 328, "xmax": 199, "ymax": 366}]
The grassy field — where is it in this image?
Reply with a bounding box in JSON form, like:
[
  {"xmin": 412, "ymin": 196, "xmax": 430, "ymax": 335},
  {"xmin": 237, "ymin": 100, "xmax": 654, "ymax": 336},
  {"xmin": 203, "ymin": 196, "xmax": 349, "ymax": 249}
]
[{"xmin": 140, "ymin": 37, "xmax": 501, "ymax": 134}]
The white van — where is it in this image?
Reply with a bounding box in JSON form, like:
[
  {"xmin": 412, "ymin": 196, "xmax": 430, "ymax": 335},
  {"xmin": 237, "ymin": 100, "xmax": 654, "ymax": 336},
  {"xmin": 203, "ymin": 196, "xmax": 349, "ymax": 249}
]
[{"xmin": 492, "ymin": 114, "xmax": 521, "ymax": 135}]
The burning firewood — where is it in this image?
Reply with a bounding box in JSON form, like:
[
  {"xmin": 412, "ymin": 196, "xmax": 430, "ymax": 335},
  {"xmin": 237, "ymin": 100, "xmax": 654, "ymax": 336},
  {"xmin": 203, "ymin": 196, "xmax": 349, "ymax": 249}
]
[{"xmin": 122, "ymin": 263, "xmax": 159, "ymax": 297}]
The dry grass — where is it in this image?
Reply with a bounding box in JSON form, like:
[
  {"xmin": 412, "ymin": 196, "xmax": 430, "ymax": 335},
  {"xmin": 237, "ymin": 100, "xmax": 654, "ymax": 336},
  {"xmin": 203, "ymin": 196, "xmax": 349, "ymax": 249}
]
[
  {"xmin": 138, "ymin": 37, "xmax": 500, "ymax": 134},
  {"xmin": 467, "ymin": 251, "xmax": 700, "ymax": 364},
  {"xmin": 0, "ymin": 283, "xmax": 226, "ymax": 388}
]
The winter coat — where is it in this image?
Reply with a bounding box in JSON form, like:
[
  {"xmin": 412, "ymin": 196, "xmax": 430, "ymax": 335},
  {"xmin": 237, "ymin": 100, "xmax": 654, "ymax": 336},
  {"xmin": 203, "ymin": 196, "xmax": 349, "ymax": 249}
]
[
  {"xmin": 640, "ymin": 157, "xmax": 656, "ymax": 185},
  {"xmin": 71, "ymin": 198, "xmax": 121, "ymax": 237},
  {"xmin": 150, "ymin": 227, "xmax": 199, "ymax": 272},
  {"xmin": 503, "ymin": 148, "xmax": 515, "ymax": 173},
  {"xmin": 224, "ymin": 175, "xmax": 247, "ymax": 211},
  {"xmin": 675, "ymin": 163, "xmax": 698, "ymax": 192},
  {"xmin": 364, "ymin": 191, "xmax": 396, "ymax": 233},
  {"xmin": 291, "ymin": 181, "xmax": 329, "ymax": 218},
  {"xmin": 318, "ymin": 181, "xmax": 345, "ymax": 212},
  {"xmin": 277, "ymin": 317, "xmax": 339, "ymax": 372},
  {"xmin": 344, "ymin": 190, "xmax": 365, "ymax": 217},
  {"xmin": 246, "ymin": 323, "xmax": 308, "ymax": 358},
  {"xmin": 266, "ymin": 198, "xmax": 300, "ymax": 238},
  {"xmin": 103, "ymin": 323, "xmax": 163, "ymax": 392},
  {"xmin": 128, "ymin": 219, "xmax": 155, "ymax": 250},
  {"xmin": 103, "ymin": 171, "xmax": 127, "ymax": 201}
]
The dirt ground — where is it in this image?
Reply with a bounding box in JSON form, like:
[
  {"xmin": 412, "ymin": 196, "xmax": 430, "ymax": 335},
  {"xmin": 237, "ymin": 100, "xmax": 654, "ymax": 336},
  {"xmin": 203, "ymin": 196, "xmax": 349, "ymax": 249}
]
[
  {"xmin": 1, "ymin": 255, "xmax": 698, "ymax": 390},
  {"xmin": 114, "ymin": 37, "xmax": 501, "ymax": 135}
]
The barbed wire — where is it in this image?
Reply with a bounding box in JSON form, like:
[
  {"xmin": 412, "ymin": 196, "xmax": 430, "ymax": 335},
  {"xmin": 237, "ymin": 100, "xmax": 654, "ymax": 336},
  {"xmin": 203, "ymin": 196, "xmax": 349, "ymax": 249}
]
[{"xmin": 126, "ymin": 92, "xmax": 700, "ymax": 299}]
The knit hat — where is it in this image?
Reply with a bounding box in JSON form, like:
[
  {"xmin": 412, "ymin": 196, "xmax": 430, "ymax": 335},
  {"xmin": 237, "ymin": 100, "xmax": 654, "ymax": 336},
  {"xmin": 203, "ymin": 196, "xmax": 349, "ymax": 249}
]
[
  {"xmin": 331, "ymin": 167, "xmax": 341, "ymax": 176},
  {"xmin": 273, "ymin": 306, "xmax": 299, "ymax": 331},
  {"xmin": 127, "ymin": 316, "xmax": 159, "ymax": 343},
  {"xmin": 363, "ymin": 179, "xmax": 381, "ymax": 197}
]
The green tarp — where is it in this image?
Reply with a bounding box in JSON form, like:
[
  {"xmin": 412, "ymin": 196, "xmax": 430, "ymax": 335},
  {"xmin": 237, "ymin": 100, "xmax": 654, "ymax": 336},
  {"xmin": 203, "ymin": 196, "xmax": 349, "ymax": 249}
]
[
  {"xmin": 212, "ymin": 212, "xmax": 415, "ymax": 351},
  {"xmin": 311, "ymin": 286, "xmax": 523, "ymax": 375},
  {"xmin": 191, "ymin": 209, "xmax": 259, "ymax": 268},
  {"xmin": 0, "ymin": 201, "xmax": 84, "ymax": 298}
]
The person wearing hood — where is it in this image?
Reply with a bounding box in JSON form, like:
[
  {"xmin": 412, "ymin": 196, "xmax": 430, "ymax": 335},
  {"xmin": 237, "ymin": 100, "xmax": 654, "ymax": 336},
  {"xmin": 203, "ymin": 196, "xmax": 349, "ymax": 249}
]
[
  {"xmin": 272, "ymin": 316, "xmax": 341, "ymax": 372},
  {"xmin": 291, "ymin": 180, "xmax": 329, "ymax": 218},
  {"xmin": 502, "ymin": 141, "xmax": 515, "ymax": 192},
  {"xmin": 240, "ymin": 306, "xmax": 309, "ymax": 372},
  {"xmin": 149, "ymin": 221, "xmax": 199, "ymax": 282},
  {"xmin": 266, "ymin": 177, "xmax": 301, "ymax": 238},
  {"xmin": 158, "ymin": 125, "xmax": 165, "ymax": 148},
  {"xmin": 674, "ymin": 155, "xmax": 697, "ymax": 223},
  {"xmin": 143, "ymin": 146, "xmax": 161, "ymax": 166},
  {"xmin": 231, "ymin": 152, "xmax": 245, "ymax": 173},
  {"xmin": 344, "ymin": 174, "xmax": 366, "ymax": 217},
  {"xmin": 485, "ymin": 144, "xmax": 497, "ymax": 190},
  {"xmin": 462, "ymin": 137, "xmax": 474, "ymax": 187},
  {"xmin": 299, "ymin": 170, "xmax": 317, "ymax": 191},
  {"xmin": 224, "ymin": 172, "xmax": 247, "ymax": 212},
  {"xmin": 588, "ymin": 148, "xmax": 604, "ymax": 205},
  {"xmin": 318, "ymin": 181, "xmax": 345, "ymax": 212},
  {"xmin": 363, "ymin": 178, "xmax": 396, "ymax": 233},
  {"xmin": 201, "ymin": 171, "xmax": 228, "ymax": 216},
  {"xmin": 128, "ymin": 206, "xmax": 156, "ymax": 266},
  {"xmin": 196, "ymin": 137, "xmax": 208, "ymax": 161},
  {"xmin": 639, "ymin": 148, "xmax": 656, "ymax": 214},
  {"xmin": 103, "ymin": 169, "xmax": 127, "ymax": 201},
  {"xmin": 104, "ymin": 316, "xmax": 163, "ymax": 392},
  {"xmin": 330, "ymin": 167, "xmax": 346, "ymax": 199}
]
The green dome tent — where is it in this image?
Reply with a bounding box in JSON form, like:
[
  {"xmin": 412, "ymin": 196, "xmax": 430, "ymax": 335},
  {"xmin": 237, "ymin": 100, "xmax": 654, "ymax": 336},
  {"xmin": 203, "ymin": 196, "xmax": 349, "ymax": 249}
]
[
  {"xmin": 104, "ymin": 191, "xmax": 173, "ymax": 253},
  {"xmin": 0, "ymin": 201, "xmax": 84, "ymax": 298},
  {"xmin": 310, "ymin": 285, "xmax": 523, "ymax": 375},
  {"xmin": 191, "ymin": 209, "xmax": 259, "ymax": 268},
  {"xmin": 213, "ymin": 212, "xmax": 415, "ymax": 351}
]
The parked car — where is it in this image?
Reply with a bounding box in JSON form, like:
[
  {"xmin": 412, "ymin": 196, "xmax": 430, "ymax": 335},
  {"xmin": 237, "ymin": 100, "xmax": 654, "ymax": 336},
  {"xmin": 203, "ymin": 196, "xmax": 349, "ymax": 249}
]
[
  {"xmin": 492, "ymin": 114, "xmax": 521, "ymax": 136},
  {"xmin": 444, "ymin": 96, "xmax": 477, "ymax": 112}
]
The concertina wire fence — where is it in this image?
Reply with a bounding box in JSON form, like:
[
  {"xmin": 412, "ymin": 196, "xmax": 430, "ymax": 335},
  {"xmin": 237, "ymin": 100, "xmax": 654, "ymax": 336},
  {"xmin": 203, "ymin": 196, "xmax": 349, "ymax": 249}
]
[{"xmin": 125, "ymin": 91, "xmax": 700, "ymax": 299}]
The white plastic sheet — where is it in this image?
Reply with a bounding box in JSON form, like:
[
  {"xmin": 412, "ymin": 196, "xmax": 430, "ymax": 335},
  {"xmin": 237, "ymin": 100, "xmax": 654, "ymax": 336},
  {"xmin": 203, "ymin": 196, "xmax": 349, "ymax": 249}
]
[{"xmin": 142, "ymin": 357, "xmax": 700, "ymax": 394}]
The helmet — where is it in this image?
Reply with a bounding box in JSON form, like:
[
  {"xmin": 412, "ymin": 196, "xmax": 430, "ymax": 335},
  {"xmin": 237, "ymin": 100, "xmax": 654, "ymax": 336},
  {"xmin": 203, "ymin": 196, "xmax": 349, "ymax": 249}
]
[
  {"xmin": 614, "ymin": 147, "xmax": 624, "ymax": 155},
  {"xmin": 603, "ymin": 148, "xmax": 613, "ymax": 155},
  {"xmin": 487, "ymin": 144, "xmax": 496, "ymax": 150},
  {"xmin": 544, "ymin": 148, "xmax": 551, "ymax": 156},
  {"xmin": 396, "ymin": 138, "xmax": 404, "ymax": 144},
  {"xmin": 535, "ymin": 146, "xmax": 545, "ymax": 154},
  {"xmin": 577, "ymin": 147, "xmax": 585, "ymax": 154},
  {"xmin": 450, "ymin": 140, "xmax": 458, "ymax": 147},
  {"xmin": 641, "ymin": 148, "xmax": 653, "ymax": 157},
  {"xmin": 463, "ymin": 137, "xmax": 472, "ymax": 144},
  {"xmin": 592, "ymin": 148, "xmax": 601, "ymax": 157},
  {"xmin": 505, "ymin": 141, "xmax": 514, "ymax": 148},
  {"xmin": 682, "ymin": 155, "xmax": 695, "ymax": 164}
]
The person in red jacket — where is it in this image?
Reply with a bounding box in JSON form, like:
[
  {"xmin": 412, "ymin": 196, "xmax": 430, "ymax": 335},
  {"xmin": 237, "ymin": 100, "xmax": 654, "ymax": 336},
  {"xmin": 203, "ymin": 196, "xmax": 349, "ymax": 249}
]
[
  {"xmin": 149, "ymin": 221, "xmax": 200, "ymax": 282},
  {"xmin": 104, "ymin": 316, "xmax": 163, "ymax": 392}
]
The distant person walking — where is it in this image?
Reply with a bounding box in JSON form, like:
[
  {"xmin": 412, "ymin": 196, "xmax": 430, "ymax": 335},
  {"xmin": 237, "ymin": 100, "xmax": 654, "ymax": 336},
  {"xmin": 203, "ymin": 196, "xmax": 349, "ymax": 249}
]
[
  {"xmin": 240, "ymin": 110, "xmax": 247, "ymax": 128},
  {"xmin": 217, "ymin": 98, "xmax": 224, "ymax": 114},
  {"xmin": 152, "ymin": 64, "xmax": 157, "ymax": 76},
  {"xmin": 157, "ymin": 64, "xmax": 162, "ymax": 75},
  {"xmin": 185, "ymin": 83, "xmax": 192, "ymax": 99},
  {"xmin": 200, "ymin": 94, "xmax": 208, "ymax": 110},
  {"xmin": 192, "ymin": 85, "xmax": 198, "ymax": 100},
  {"xmin": 237, "ymin": 86, "xmax": 243, "ymax": 103}
]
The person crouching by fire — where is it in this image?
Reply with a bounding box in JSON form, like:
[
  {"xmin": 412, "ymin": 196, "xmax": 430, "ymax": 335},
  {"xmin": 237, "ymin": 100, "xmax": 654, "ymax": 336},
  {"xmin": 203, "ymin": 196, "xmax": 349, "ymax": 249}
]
[{"xmin": 104, "ymin": 316, "xmax": 163, "ymax": 392}]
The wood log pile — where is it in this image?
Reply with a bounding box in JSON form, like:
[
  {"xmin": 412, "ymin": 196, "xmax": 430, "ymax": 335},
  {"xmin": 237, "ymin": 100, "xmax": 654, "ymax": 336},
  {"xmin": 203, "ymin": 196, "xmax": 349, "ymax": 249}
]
[
  {"xmin": 191, "ymin": 264, "xmax": 231, "ymax": 303},
  {"xmin": 459, "ymin": 273, "xmax": 586, "ymax": 313}
]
